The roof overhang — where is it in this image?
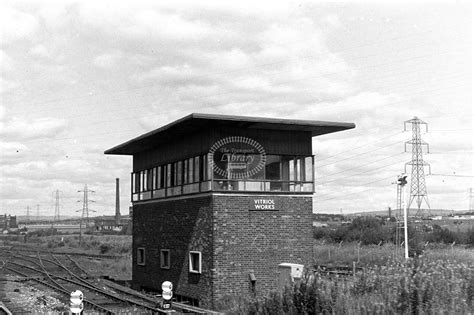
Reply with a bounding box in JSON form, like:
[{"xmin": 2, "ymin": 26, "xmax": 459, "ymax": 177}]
[{"xmin": 105, "ymin": 113, "xmax": 355, "ymax": 155}]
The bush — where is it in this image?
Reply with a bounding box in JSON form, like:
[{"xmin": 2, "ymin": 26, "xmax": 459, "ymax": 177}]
[
  {"xmin": 314, "ymin": 216, "xmax": 393, "ymax": 245},
  {"xmin": 99, "ymin": 243, "xmax": 112, "ymax": 254},
  {"xmin": 217, "ymin": 258, "xmax": 473, "ymax": 314},
  {"xmin": 467, "ymin": 228, "xmax": 474, "ymax": 247},
  {"xmin": 313, "ymin": 227, "xmax": 328, "ymax": 240},
  {"xmin": 426, "ymin": 227, "xmax": 459, "ymax": 244}
]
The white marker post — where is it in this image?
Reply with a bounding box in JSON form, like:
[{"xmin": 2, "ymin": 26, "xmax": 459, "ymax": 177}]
[
  {"xmin": 70, "ymin": 290, "xmax": 84, "ymax": 314},
  {"xmin": 398, "ymin": 174, "xmax": 409, "ymax": 260},
  {"xmin": 161, "ymin": 281, "xmax": 173, "ymax": 310}
]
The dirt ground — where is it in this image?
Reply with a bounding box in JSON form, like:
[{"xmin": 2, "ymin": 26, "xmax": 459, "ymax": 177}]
[{"xmin": 2, "ymin": 276, "xmax": 69, "ymax": 313}]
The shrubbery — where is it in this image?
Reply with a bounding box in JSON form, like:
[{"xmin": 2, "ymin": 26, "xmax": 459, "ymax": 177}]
[
  {"xmin": 314, "ymin": 217, "xmax": 474, "ymax": 246},
  {"xmin": 217, "ymin": 258, "xmax": 473, "ymax": 314},
  {"xmin": 314, "ymin": 217, "xmax": 393, "ymax": 245}
]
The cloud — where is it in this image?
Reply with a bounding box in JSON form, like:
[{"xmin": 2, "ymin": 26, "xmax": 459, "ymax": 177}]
[
  {"xmin": 0, "ymin": 141, "xmax": 29, "ymax": 159},
  {"xmin": 0, "ymin": 77, "xmax": 18, "ymax": 94},
  {"xmin": 0, "ymin": 6, "xmax": 39, "ymax": 43},
  {"xmin": 38, "ymin": 3, "xmax": 70, "ymax": 29},
  {"xmin": 0, "ymin": 1, "xmax": 470, "ymax": 215},
  {"xmin": 30, "ymin": 44, "xmax": 51, "ymax": 58},
  {"xmin": 322, "ymin": 14, "xmax": 342, "ymax": 28},
  {"xmin": 0, "ymin": 117, "xmax": 68, "ymax": 140},
  {"xmin": 0, "ymin": 50, "xmax": 14, "ymax": 72},
  {"xmin": 79, "ymin": 3, "xmax": 214, "ymax": 41},
  {"xmin": 93, "ymin": 51, "xmax": 123, "ymax": 68}
]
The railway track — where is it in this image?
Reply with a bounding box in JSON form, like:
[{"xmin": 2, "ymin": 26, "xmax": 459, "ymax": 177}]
[{"xmin": 0, "ymin": 246, "xmax": 215, "ymax": 314}]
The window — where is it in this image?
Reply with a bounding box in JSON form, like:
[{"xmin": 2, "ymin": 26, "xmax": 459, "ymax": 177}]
[
  {"xmin": 194, "ymin": 156, "xmax": 200, "ymax": 182},
  {"xmin": 175, "ymin": 161, "xmax": 182, "ymax": 186},
  {"xmin": 147, "ymin": 169, "xmax": 153, "ymax": 190},
  {"xmin": 188, "ymin": 158, "xmax": 194, "ymax": 183},
  {"xmin": 160, "ymin": 249, "xmax": 170, "ymax": 269},
  {"xmin": 183, "ymin": 160, "xmax": 189, "ymax": 184},
  {"xmin": 137, "ymin": 248, "xmax": 145, "ymax": 265},
  {"xmin": 132, "ymin": 173, "xmax": 136, "ymax": 193},
  {"xmin": 159, "ymin": 165, "xmax": 166, "ymax": 189},
  {"xmin": 189, "ymin": 251, "xmax": 202, "ymax": 273},
  {"xmin": 304, "ymin": 156, "xmax": 313, "ymax": 181},
  {"xmin": 152, "ymin": 168, "xmax": 157, "ymax": 190},
  {"xmin": 167, "ymin": 163, "xmax": 172, "ymax": 187}
]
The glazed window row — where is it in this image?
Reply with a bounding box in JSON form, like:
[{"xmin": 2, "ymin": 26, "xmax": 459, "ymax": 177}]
[{"xmin": 132, "ymin": 154, "xmax": 314, "ymax": 201}]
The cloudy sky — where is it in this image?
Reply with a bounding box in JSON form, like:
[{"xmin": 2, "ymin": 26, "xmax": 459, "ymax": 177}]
[{"xmin": 1, "ymin": 0, "xmax": 472, "ymax": 218}]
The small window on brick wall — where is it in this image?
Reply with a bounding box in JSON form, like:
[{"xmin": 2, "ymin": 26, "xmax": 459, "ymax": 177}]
[
  {"xmin": 189, "ymin": 251, "xmax": 202, "ymax": 274},
  {"xmin": 160, "ymin": 249, "xmax": 170, "ymax": 269},
  {"xmin": 137, "ymin": 247, "xmax": 145, "ymax": 265}
]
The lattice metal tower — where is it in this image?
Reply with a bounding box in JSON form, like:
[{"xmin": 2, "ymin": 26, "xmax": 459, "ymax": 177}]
[
  {"xmin": 78, "ymin": 184, "xmax": 95, "ymax": 228},
  {"xmin": 78, "ymin": 184, "xmax": 95, "ymax": 246},
  {"xmin": 404, "ymin": 117, "xmax": 431, "ymax": 217},
  {"xmin": 53, "ymin": 190, "xmax": 61, "ymax": 224},
  {"xmin": 396, "ymin": 183, "xmax": 402, "ymax": 216}
]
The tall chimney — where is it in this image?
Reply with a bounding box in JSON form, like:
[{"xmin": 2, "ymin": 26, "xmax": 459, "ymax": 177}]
[{"xmin": 115, "ymin": 178, "xmax": 120, "ymax": 224}]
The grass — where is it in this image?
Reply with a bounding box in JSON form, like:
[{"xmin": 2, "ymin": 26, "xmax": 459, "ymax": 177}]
[
  {"xmin": 219, "ymin": 251, "xmax": 473, "ymax": 314},
  {"xmin": 216, "ymin": 241, "xmax": 474, "ymax": 313},
  {"xmin": 1, "ymin": 233, "xmax": 133, "ymax": 280},
  {"xmin": 312, "ymin": 240, "xmax": 474, "ymax": 266},
  {"xmin": 4, "ymin": 232, "xmax": 473, "ymax": 313},
  {"xmin": 16, "ymin": 233, "xmax": 133, "ymax": 255}
]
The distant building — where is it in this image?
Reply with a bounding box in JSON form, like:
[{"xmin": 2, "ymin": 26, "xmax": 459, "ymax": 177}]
[
  {"xmin": 105, "ymin": 113, "xmax": 354, "ymax": 308},
  {"xmin": 94, "ymin": 215, "xmax": 131, "ymax": 234},
  {"xmin": 312, "ymin": 222, "xmax": 329, "ymax": 228},
  {"xmin": 0, "ymin": 214, "xmax": 17, "ymax": 231}
]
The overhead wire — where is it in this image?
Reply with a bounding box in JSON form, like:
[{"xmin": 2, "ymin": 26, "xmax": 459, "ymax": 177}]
[
  {"xmin": 316, "ymin": 138, "xmax": 409, "ymax": 169},
  {"xmin": 15, "ymin": 75, "xmax": 469, "ymax": 149},
  {"xmin": 316, "ymin": 152, "xmax": 406, "ymax": 180},
  {"xmin": 316, "ymin": 175, "xmax": 395, "ymax": 202},
  {"xmin": 317, "ymin": 154, "xmax": 408, "ymax": 186}
]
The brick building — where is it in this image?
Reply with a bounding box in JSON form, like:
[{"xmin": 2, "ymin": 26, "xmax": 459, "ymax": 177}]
[
  {"xmin": 0, "ymin": 214, "xmax": 17, "ymax": 231},
  {"xmin": 105, "ymin": 113, "xmax": 354, "ymax": 308}
]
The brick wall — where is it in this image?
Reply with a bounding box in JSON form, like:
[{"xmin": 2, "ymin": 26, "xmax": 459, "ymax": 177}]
[
  {"xmin": 132, "ymin": 195, "xmax": 214, "ymax": 306},
  {"xmin": 132, "ymin": 193, "xmax": 313, "ymax": 309},
  {"xmin": 212, "ymin": 195, "xmax": 313, "ymax": 305}
]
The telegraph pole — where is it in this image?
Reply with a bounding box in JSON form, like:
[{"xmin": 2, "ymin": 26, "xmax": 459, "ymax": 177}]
[
  {"xmin": 26, "ymin": 206, "xmax": 30, "ymax": 223},
  {"xmin": 404, "ymin": 117, "xmax": 431, "ymax": 218}
]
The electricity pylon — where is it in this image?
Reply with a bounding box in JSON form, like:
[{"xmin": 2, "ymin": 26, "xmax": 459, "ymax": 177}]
[
  {"xmin": 78, "ymin": 184, "xmax": 96, "ymax": 228},
  {"xmin": 77, "ymin": 184, "xmax": 96, "ymax": 246},
  {"xmin": 54, "ymin": 190, "xmax": 61, "ymax": 223},
  {"xmin": 404, "ymin": 117, "xmax": 431, "ymax": 217}
]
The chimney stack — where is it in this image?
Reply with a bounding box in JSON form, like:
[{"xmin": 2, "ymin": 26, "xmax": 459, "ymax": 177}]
[{"xmin": 115, "ymin": 178, "xmax": 120, "ymax": 224}]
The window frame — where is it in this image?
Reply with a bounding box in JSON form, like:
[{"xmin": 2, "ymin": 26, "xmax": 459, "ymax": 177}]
[
  {"xmin": 160, "ymin": 249, "xmax": 171, "ymax": 269},
  {"xmin": 137, "ymin": 247, "xmax": 146, "ymax": 266},
  {"xmin": 189, "ymin": 251, "xmax": 202, "ymax": 274}
]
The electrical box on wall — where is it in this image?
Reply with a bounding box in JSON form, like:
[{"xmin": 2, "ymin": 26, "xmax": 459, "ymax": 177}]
[{"xmin": 277, "ymin": 263, "xmax": 304, "ymax": 289}]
